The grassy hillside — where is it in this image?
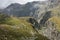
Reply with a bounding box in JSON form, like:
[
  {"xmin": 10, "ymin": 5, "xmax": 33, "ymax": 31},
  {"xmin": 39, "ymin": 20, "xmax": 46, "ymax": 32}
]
[
  {"xmin": 0, "ymin": 13, "xmax": 49, "ymax": 40},
  {"xmin": 46, "ymin": 5, "xmax": 60, "ymax": 31},
  {"xmin": 48, "ymin": 16, "xmax": 60, "ymax": 31}
]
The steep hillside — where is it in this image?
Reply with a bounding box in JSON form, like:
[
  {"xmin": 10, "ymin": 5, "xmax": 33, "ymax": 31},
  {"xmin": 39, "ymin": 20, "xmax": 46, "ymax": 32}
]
[
  {"xmin": 48, "ymin": 17, "xmax": 60, "ymax": 31},
  {"xmin": 39, "ymin": 5, "xmax": 60, "ymax": 40},
  {"xmin": 39, "ymin": 5, "xmax": 60, "ymax": 25},
  {"xmin": 0, "ymin": 13, "xmax": 49, "ymax": 40}
]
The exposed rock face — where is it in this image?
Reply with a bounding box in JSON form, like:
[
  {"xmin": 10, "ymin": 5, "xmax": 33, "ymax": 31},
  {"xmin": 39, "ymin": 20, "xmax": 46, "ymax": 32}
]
[
  {"xmin": 29, "ymin": 18, "xmax": 40, "ymax": 30},
  {"xmin": 40, "ymin": 11, "xmax": 51, "ymax": 25},
  {"xmin": 39, "ymin": 5, "xmax": 60, "ymax": 40},
  {"xmin": 41, "ymin": 20, "xmax": 60, "ymax": 40}
]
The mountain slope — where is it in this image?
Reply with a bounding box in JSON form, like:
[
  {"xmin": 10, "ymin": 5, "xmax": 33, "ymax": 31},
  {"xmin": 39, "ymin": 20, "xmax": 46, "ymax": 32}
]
[
  {"xmin": 39, "ymin": 5, "xmax": 60, "ymax": 40},
  {"xmin": 0, "ymin": 13, "xmax": 49, "ymax": 40},
  {"xmin": 0, "ymin": 0, "xmax": 60, "ymax": 19},
  {"xmin": 2, "ymin": 1, "xmax": 49, "ymax": 17}
]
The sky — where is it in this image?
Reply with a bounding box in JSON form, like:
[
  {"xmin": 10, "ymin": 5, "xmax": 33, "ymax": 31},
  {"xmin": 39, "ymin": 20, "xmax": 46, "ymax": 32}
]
[{"xmin": 0, "ymin": 0, "xmax": 46, "ymax": 8}]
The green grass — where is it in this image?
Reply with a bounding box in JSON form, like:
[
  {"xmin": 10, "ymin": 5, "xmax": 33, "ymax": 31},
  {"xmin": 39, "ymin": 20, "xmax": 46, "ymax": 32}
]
[
  {"xmin": 0, "ymin": 24, "xmax": 49, "ymax": 40},
  {"xmin": 0, "ymin": 14, "xmax": 49, "ymax": 40}
]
